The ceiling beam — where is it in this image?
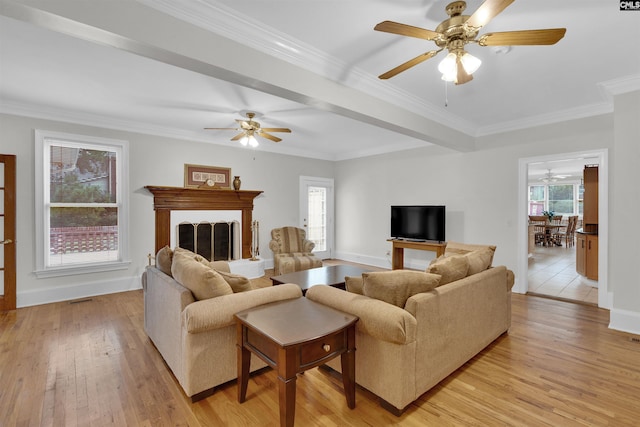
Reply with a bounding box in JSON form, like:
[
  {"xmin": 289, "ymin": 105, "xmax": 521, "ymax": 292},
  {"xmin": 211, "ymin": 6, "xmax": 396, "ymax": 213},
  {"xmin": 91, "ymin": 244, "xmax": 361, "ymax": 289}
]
[{"xmin": 0, "ymin": 0, "xmax": 475, "ymax": 152}]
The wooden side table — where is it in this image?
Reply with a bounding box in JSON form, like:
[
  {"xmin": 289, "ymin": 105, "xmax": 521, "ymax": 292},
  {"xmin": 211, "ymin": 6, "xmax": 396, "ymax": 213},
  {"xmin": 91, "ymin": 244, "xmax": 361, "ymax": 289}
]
[
  {"xmin": 387, "ymin": 239, "xmax": 447, "ymax": 269},
  {"xmin": 235, "ymin": 298, "xmax": 358, "ymax": 427}
]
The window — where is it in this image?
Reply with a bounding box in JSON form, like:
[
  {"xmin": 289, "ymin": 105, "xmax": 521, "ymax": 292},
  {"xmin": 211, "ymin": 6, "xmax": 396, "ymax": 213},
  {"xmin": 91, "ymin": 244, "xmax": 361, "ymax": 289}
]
[
  {"xmin": 528, "ymin": 185, "xmax": 545, "ymax": 215},
  {"xmin": 528, "ymin": 183, "xmax": 580, "ymax": 217},
  {"xmin": 35, "ymin": 130, "xmax": 130, "ymax": 277},
  {"xmin": 548, "ymin": 184, "xmax": 574, "ymax": 215}
]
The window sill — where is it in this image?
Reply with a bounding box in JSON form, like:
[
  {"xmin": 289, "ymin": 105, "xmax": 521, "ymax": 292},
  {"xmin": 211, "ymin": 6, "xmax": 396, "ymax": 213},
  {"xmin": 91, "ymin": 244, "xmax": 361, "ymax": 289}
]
[{"xmin": 34, "ymin": 260, "xmax": 132, "ymax": 278}]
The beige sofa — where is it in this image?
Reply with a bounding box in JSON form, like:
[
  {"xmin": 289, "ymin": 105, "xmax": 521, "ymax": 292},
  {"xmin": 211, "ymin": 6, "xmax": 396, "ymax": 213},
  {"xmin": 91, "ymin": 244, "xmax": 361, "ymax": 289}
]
[
  {"xmin": 305, "ymin": 242, "xmax": 514, "ymax": 414},
  {"xmin": 142, "ymin": 247, "xmax": 302, "ymax": 400}
]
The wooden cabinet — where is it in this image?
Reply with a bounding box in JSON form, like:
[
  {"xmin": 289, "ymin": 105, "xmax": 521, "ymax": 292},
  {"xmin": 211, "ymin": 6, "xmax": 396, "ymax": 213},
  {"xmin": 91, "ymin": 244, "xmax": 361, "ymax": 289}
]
[
  {"xmin": 576, "ymin": 233, "xmax": 586, "ymax": 276},
  {"xmin": 576, "ymin": 232, "xmax": 598, "ymax": 280},
  {"xmin": 586, "ymin": 234, "xmax": 598, "ymax": 280},
  {"xmin": 578, "ymin": 165, "xmax": 598, "ymax": 280},
  {"xmin": 583, "ymin": 166, "xmax": 598, "ymax": 232}
]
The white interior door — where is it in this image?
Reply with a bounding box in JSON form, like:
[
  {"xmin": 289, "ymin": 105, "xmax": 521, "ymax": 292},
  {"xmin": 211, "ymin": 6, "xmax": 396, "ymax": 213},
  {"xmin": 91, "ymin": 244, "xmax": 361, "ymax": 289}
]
[{"xmin": 299, "ymin": 176, "xmax": 334, "ymax": 260}]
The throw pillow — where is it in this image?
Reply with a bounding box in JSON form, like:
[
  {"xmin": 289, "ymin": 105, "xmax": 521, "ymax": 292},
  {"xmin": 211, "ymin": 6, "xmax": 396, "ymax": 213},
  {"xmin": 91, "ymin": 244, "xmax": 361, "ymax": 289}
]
[
  {"xmin": 171, "ymin": 252, "xmax": 233, "ymax": 300},
  {"xmin": 155, "ymin": 245, "xmax": 173, "ymax": 277},
  {"xmin": 216, "ymin": 270, "xmax": 253, "ymax": 293},
  {"xmin": 445, "ymin": 241, "xmax": 496, "ymax": 259},
  {"xmin": 465, "ymin": 248, "xmax": 495, "ymax": 276},
  {"xmin": 362, "ymin": 270, "xmax": 441, "ymax": 308},
  {"xmin": 345, "ymin": 276, "xmax": 364, "ymax": 295},
  {"xmin": 426, "ymin": 255, "xmax": 469, "ymax": 285}
]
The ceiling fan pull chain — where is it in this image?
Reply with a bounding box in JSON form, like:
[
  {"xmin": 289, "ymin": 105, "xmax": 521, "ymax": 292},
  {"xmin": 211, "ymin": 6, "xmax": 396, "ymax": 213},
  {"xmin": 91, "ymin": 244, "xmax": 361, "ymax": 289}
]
[{"xmin": 444, "ymin": 80, "xmax": 449, "ymax": 107}]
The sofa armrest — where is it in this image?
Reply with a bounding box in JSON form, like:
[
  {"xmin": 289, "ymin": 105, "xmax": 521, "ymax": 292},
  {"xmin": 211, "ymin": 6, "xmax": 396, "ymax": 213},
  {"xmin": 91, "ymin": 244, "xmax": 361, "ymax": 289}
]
[
  {"xmin": 302, "ymin": 239, "xmax": 315, "ymax": 252},
  {"xmin": 306, "ymin": 285, "xmax": 416, "ymax": 345},
  {"xmin": 182, "ymin": 283, "xmax": 302, "ymax": 334}
]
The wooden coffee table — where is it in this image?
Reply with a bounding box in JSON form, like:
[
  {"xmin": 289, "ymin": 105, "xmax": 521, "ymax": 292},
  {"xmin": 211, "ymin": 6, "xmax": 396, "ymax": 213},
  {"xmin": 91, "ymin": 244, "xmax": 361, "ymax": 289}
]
[
  {"xmin": 270, "ymin": 265, "xmax": 371, "ymax": 295},
  {"xmin": 235, "ymin": 298, "xmax": 358, "ymax": 427}
]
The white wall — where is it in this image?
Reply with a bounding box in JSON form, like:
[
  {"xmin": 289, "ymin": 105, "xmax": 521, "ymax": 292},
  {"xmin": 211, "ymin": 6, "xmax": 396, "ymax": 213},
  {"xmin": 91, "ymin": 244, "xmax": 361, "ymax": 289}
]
[
  {"xmin": 0, "ymin": 113, "xmax": 334, "ymax": 306},
  {"xmin": 334, "ymin": 115, "xmax": 614, "ymax": 285},
  {"xmin": 609, "ymin": 90, "xmax": 640, "ymax": 334},
  {"xmin": 3, "ymin": 94, "xmax": 639, "ymax": 335}
]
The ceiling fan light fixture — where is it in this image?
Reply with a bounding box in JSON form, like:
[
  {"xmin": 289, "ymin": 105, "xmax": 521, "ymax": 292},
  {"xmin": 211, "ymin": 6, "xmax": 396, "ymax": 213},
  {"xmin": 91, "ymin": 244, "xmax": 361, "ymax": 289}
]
[
  {"xmin": 438, "ymin": 52, "xmax": 458, "ymax": 81},
  {"xmin": 239, "ymin": 135, "xmax": 249, "ymax": 146},
  {"xmin": 438, "ymin": 50, "xmax": 481, "ymax": 82},
  {"xmin": 460, "ymin": 51, "xmax": 481, "ymax": 74},
  {"xmin": 248, "ymin": 135, "xmax": 259, "ymax": 147}
]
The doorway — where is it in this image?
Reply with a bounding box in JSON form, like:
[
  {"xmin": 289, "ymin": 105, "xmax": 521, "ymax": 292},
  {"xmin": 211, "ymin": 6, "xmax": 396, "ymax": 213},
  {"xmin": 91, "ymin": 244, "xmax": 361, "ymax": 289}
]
[
  {"xmin": 1, "ymin": 154, "xmax": 16, "ymax": 311},
  {"xmin": 517, "ymin": 150, "xmax": 610, "ymax": 309},
  {"xmin": 299, "ymin": 176, "xmax": 334, "ymax": 259}
]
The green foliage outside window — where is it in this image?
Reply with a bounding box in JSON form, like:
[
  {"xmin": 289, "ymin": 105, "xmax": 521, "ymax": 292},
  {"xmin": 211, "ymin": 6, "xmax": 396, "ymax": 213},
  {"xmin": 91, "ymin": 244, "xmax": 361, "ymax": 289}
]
[{"xmin": 50, "ymin": 148, "xmax": 118, "ymax": 227}]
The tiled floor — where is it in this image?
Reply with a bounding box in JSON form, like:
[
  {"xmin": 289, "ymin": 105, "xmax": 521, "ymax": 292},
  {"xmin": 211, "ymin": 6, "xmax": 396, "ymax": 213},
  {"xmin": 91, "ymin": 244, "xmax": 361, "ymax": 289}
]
[{"xmin": 527, "ymin": 243, "xmax": 598, "ymax": 305}]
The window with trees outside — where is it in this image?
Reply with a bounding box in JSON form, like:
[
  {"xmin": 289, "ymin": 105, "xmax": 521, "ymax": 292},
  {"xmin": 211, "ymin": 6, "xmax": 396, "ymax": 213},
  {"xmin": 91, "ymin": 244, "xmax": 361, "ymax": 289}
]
[
  {"xmin": 528, "ymin": 183, "xmax": 579, "ymax": 216},
  {"xmin": 35, "ymin": 130, "xmax": 130, "ymax": 277}
]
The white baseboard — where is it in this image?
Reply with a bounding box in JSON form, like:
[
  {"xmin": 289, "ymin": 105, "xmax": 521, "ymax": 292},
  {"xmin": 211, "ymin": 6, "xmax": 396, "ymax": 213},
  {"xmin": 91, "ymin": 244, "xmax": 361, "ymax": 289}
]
[
  {"xmin": 17, "ymin": 275, "xmax": 142, "ymax": 308},
  {"xmin": 333, "ymin": 251, "xmax": 392, "ymax": 270},
  {"xmin": 333, "ymin": 250, "xmax": 438, "ymax": 271},
  {"xmin": 609, "ymin": 308, "xmax": 640, "ymax": 336}
]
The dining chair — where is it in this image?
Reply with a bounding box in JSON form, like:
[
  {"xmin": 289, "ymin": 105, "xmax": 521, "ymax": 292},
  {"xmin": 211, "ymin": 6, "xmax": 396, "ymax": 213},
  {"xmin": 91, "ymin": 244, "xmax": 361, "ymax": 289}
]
[
  {"xmin": 552, "ymin": 215, "xmax": 577, "ymax": 248},
  {"xmin": 529, "ymin": 215, "xmax": 548, "ymax": 246}
]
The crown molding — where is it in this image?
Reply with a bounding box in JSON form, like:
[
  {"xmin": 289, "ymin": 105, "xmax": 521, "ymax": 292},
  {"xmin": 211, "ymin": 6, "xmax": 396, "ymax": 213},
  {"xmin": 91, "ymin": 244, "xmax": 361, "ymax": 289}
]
[
  {"xmin": 137, "ymin": 0, "xmax": 477, "ymax": 136},
  {"xmin": 478, "ymin": 74, "xmax": 640, "ymax": 136},
  {"xmin": 476, "ymin": 102, "xmax": 613, "ymax": 137},
  {"xmin": 597, "ymin": 74, "xmax": 640, "ymax": 102},
  {"xmin": 0, "ymin": 99, "xmax": 337, "ymax": 160}
]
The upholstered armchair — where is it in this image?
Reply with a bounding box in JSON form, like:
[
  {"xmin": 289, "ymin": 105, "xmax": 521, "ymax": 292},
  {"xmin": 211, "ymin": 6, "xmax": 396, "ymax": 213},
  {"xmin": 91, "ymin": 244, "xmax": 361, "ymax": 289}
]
[{"xmin": 269, "ymin": 226, "xmax": 323, "ymax": 275}]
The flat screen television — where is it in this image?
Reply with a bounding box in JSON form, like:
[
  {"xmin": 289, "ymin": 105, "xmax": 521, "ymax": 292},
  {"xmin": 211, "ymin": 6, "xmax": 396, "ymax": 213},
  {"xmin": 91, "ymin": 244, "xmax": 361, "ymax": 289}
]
[{"xmin": 391, "ymin": 205, "xmax": 446, "ymax": 242}]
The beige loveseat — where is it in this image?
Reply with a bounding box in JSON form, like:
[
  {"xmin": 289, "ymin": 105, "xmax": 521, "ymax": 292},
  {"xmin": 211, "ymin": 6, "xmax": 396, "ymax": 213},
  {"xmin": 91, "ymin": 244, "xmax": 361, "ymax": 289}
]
[
  {"xmin": 305, "ymin": 242, "xmax": 514, "ymax": 414},
  {"xmin": 142, "ymin": 247, "xmax": 302, "ymax": 400}
]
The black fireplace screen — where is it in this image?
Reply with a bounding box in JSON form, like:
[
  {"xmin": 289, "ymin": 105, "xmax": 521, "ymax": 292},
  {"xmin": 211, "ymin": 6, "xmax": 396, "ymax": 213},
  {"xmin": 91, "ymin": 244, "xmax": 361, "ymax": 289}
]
[{"xmin": 178, "ymin": 221, "xmax": 239, "ymax": 261}]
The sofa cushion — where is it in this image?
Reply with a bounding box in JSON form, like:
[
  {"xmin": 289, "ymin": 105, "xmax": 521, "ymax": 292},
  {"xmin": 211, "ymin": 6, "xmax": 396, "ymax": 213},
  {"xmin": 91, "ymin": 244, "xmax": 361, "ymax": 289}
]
[
  {"xmin": 465, "ymin": 248, "xmax": 495, "ymax": 276},
  {"xmin": 345, "ymin": 276, "xmax": 364, "ymax": 295},
  {"xmin": 171, "ymin": 252, "xmax": 233, "ymax": 300},
  {"xmin": 192, "ymin": 254, "xmax": 231, "ymax": 274},
  {"xmin": 426, "ymin": 255, "xmax": 469, "ymax": 285},
  {"xmin": 216, "ymin": 270, "xmax": 253, "ymax": 293},
  {"xmin": 156, "ymin": 245, "xmax": 174, "ymax": 277},
  {"xmin": 445, "ymin": 241, "xmax": 496, "ymax": 258},
  {"xmin": 362, "ymin": 270, "xmax": 441, "ymax": 308}
]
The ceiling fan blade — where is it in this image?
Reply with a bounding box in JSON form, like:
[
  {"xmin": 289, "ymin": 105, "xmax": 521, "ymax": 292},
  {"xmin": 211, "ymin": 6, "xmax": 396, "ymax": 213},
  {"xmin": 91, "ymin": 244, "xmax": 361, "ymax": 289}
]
[
  {"xmin": 478, "ymin": 28, "xmax": 566, "ymax": 46},
  {"xmin": 261, "ymin": 127, "xmax": 291, "ymax": 133},
  {"xmin": 374, "ymin": 21, "xmax": 441, "ymax": 41},
  {"xmin": 378, "ymin": 50, "xmax": 440, "ymax": 80},
  {"xmin": 258, "ymin": 131, "xmax": 282, "ymax": 143},
  {"xmin": 204, "ymin": 127, "xmax": 239, "ymax": 131},
  {"xmin": 466, "ymin": 0, "xmax": 515, "ymax": 29},
  {"xmin": 455, "ymin": 56, "xmax": 473, "ymax": 85},
  {"xmin": 230, "ymin": 133, "xmax": 245, "ymax": 141}
]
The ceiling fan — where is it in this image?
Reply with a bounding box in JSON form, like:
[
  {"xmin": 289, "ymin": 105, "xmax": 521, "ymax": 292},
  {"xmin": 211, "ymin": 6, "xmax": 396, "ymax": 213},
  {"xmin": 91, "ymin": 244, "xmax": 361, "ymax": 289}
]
[
  {"xmin": 374, "ymin": 0, "xmax": 566, "ymax": 84},
  {"xmin": 540, "ymin": 169, "xmax": 569, "ymax": 183},
  {"xmin": 204, "ymin": 112, "xmax": 291, "ymax": 147}
]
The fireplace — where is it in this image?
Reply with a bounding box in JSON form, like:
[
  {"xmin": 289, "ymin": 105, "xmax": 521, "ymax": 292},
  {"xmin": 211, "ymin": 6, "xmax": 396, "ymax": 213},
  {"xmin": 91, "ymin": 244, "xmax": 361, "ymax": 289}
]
[
  {"xmin": 145, "ymin": 186, "xmax": 263, "ymax": 259},
  {"xmin": 177, "ymin": 221, "xmax": 241, "ymax": 261}
]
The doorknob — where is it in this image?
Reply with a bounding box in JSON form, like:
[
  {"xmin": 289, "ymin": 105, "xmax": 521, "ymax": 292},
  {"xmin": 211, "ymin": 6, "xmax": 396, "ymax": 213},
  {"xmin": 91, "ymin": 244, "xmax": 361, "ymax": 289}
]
[{"xmin": 0, "ymin": 239, "xmax": 13, "ymax": 245}]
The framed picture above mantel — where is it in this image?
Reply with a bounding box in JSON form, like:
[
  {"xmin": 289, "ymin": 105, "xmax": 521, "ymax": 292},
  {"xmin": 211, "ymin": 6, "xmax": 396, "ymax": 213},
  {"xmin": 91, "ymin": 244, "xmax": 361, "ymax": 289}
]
[{"xmin": 184, "ymin": 164, "xmax": 231, "ymax": 189}]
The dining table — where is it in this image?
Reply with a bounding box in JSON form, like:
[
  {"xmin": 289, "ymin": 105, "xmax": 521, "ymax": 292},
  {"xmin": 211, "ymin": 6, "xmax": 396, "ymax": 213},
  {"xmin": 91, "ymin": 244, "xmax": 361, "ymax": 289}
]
[{"xmin": 541, "ymin": 223, "xmax": 567, "ymax": 246}]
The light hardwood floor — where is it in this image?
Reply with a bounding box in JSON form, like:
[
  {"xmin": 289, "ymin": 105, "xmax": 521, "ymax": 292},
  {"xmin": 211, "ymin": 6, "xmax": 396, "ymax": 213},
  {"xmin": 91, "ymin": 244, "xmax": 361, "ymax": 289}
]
[{"xmin": 1, "ymin": 265, "xmax": 639, "ymax": 426}]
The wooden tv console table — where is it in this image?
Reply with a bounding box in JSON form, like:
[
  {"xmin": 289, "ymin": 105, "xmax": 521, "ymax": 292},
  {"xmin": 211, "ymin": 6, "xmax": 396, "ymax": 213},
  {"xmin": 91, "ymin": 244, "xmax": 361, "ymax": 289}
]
[{"xmin": 387, "ymin": 239, "xmax": 447, "ymax": 270}]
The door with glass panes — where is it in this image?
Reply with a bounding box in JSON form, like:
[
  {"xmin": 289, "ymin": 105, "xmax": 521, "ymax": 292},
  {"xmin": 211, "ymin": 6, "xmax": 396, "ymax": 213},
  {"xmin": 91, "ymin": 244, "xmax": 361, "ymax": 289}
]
[{"xmin": 299, "ymin": 176, "xmax": 333, "ymax": 259}]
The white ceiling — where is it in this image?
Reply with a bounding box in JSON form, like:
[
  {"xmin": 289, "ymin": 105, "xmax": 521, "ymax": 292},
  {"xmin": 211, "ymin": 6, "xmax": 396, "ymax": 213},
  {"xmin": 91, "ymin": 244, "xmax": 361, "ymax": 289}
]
[{"xmin": 1, "ymin": 0, "xmax": 639, "ymax": 161}]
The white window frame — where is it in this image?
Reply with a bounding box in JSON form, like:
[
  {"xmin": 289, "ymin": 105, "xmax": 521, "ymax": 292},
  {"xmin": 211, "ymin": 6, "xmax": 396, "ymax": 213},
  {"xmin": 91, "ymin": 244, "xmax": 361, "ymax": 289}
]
[
  {"xmin": 35, "ymin": 130, "xmax": 130, "ymax": 277},
  {"xmin": 527, "ymin": 181, "xmax": 582, "ymax": 217}
]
